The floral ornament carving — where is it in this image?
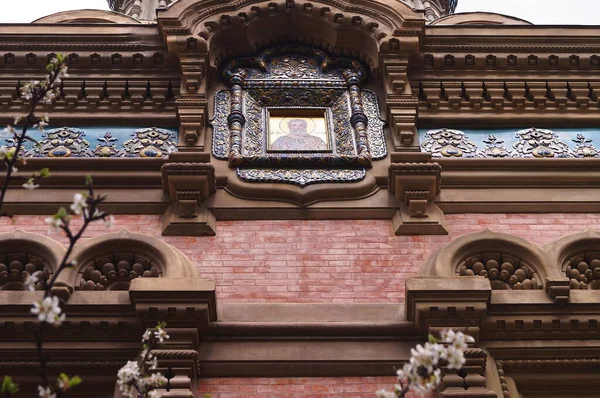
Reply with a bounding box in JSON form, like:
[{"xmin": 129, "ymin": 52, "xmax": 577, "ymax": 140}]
[
  {"xmin": 565, "ymin": 253, "xmax": 600, "ymax": 289},
  {"xmin": 362, "ymin": 90, "xmax": 387, "ymax": 160},
  {"xmin": 26, "ymin": 127, "xmax": 93, "ymax": 157},
  {"xmin": 0, "ymin": 253, "xmax": 50, "ymax": 291},
  {"xmin": 121, "ymin": 128, "xmax": 177, "ymax": 158},
  {"xmin": 479, "ymin": 135, "xmax": 511, "ymax": 158},
  {"xmin": 94, "ymin": 133, "xmax": 119, "ymax": 157},
  {"xmin": 237, "ymin": 168, "xmax": 366, "ymax": 186},
  {"xmin": 571, "ymin": 134, "xmax": 599, "ymax": 158},
  {"xmin": 78, "ymin": 254, "xmax": 159, "ymax": 291},
  {"xmin": 270, "ymin": 56, "xmax": 321, "ymax": 79},
  {"xmin": 459, "ymin": 252, "xmax": 540, "ymax": 290},
  {"xmin": 512, "ymin": 128, "xmax": 570, "ymax": 158},
  {"xmin": 421, "ymin": 128, "xmax": 478, "ymax": 158},
  {"xmin": 211, "ymin": 90, "xmax": 231, "ymax": 160}
]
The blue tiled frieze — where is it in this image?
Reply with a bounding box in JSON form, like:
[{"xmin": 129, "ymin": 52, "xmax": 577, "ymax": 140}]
[
  {"xmin": 419, "ymin": 127, "xmax": 600, "ymax": 158},
  {"xmin": 1, "ymin": 127, "xmax": 178, "ymax": 158}
]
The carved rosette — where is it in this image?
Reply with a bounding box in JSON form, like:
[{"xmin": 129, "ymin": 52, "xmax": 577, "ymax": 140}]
[
  {"xmin": 572, "ymin": 134, "xmax": 600, "ymax": 158},
  {"xmin": 565, "ymin": 254, "xmax": 600, "ymax": 289}
]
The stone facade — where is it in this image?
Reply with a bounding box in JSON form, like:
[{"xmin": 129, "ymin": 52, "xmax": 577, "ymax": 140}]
[{"xmin": 1, "ymin": 0, "xmax": 600, "ymax": 397}]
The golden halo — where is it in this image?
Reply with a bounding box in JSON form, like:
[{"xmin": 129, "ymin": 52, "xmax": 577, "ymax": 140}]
[{"xmin": 279, "ymin": 117, "xmax": 316, "ymax": 135}]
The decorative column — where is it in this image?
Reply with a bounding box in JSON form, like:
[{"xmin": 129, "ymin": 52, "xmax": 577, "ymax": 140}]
[
  {"xmin": 406, "ymin": 276, "xmax": 499, "ymax": 398},
  {"xmin": 226, "ymin": 69, "xmax": 247, "ymax": 166},
  {"xmin": 129, "ymin": 278, "xmax": 217, "ymax": 397},
  {"xmin": 343, "ymin": 69, "xmax": 371, "ymax": 165}
]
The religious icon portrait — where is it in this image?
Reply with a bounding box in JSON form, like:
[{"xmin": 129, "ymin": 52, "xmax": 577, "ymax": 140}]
[{"xmin": 266, "ymin": 109, "xmax": 331, "ymax": 152}]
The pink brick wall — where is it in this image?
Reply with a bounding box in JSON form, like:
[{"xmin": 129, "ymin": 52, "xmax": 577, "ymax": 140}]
[
  {"xmin": 198, "ymin": 377, "xmax": 398, "ymax": 397},
  {"xmin": 2, "ymin": 214, "xmax": 598, "ymax": 303}
]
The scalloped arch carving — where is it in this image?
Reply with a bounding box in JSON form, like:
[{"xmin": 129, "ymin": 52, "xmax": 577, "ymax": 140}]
[
  {"xmin": 58, "ymin": 229, "xmax": 196, "ymax": 291},
  {"xmin": 33, "ymin": 10, "xmax": 142, "ymax": 24},
  {"xmin": 421, "ymin": 230, "xmax": 554, "ymax": 290},
  {"xmin": 0, "ymin": 230, "xmax": 65, "ymax": 291},
  {"xmin": 158, "ymin": 0, "xmax": 425, "ymax": 70},
  {"xmin": 546, "ymin": 230, "xmax": 600, "ymax": 290}
]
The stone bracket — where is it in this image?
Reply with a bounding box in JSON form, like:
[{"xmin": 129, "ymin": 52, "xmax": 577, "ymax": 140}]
[
  {"xmin": 546, "ymin": 277, "xmax": 571, "ymax": 305},
  {"xmin": 176, "ymin": 97, "xmax": 208, "ymax": 150},
  {"xmin": 389, "ymin": 154, "xmax": 447, "ymax": 235},
  {"xmin": 161, "ymin": 162, "xmax": 217, "ymax": 236}
]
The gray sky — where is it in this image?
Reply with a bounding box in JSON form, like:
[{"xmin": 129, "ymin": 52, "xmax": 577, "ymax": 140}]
[{"xmin": 0, "ymin": 0, "xmax": 599, "ymax": 24}]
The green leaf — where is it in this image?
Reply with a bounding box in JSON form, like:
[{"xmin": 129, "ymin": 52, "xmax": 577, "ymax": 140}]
[
  {"xmin": 46, "ymin": 63, "xmax": 56, "ymax": 72},
  {"xmin": 69, "ymin": 376, "xmax": 82, "ymax": 388},
  {"xmin": 157, "ymin": 321, "xmax": 167, "ymax": 330},
  {"xmin": 39, "ymin": 168, "xmax": 51, "ymax": 178},
  {"xmin": 85, "ymin": 175, "xmax": 93, "ymax": 185},
  {"xmin": 428, "ymin": 333, "xmax": 438, "ymax": 344},
  {"xmin": 1, "ymin": 376, "xmax": 19, "ymax": 394}
]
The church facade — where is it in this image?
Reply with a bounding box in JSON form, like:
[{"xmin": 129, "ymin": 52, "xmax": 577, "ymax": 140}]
[{"xmin": 1, "ymin": 0, "xmax": 599, "ymax": 396}]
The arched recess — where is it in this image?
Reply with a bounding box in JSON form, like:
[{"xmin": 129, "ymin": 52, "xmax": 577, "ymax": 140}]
[
  {"xmin": 0, "ymin": 230, "xmax": 65, "ymax": 291},
  {"xmin": 430, "ymin": 12, "xmax": 532, "ymax": 26},
  {"xmin": 59, "ymin": 229, "xmax": 196, "ymax": 291},
  {"xmin": 421, "ymin": 230, "xmax": 553, "ymax": 290},
  {"xmin": 33, "ymin": 9, "xmax": 141, "ymax": 24},
  {"xmin": 546, "ymin": 230, "xmax": 600, "ymax": 290},
  {"xmin": 157, "ymin": 0, "xmax": 426, "ymax": 70}
]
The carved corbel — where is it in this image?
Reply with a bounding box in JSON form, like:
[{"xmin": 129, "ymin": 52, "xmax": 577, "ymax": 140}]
[
  {"xmin": 175, "ymin": 54, "xmax": 209, "ymax": 151},
  {"xmin": 161, "ymin": 162, "xmax": 217, "ymax": 236},
  {"xmin": 389, "ymin": 154, "xmax": 447, "ymax": 235},
  {"xmin": 381, "ymin": 55, "xmax": 419, "ymax": 150}
]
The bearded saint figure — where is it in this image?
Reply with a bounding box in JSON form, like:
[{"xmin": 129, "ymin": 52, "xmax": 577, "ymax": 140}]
[{"xmin": 271, "ymin": 118, "xmax": 328, "ymax": 151}]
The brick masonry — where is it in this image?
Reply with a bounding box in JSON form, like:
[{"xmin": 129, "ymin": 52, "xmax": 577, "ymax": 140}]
[
  {"xmin": 198, "ymin": 377, "xmax": 400, "ymax": 398},
  {"xmin": 2, "ymin": 213, "xmax": 599, "ymax": 303}
]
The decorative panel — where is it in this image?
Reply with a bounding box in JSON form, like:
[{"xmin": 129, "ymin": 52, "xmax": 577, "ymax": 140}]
[
  {"xmin": 419, "ymin": 127, "xmax": 600, "ymax": 158},
  {"xmin": 210, "ymin": 45, "xmax": 386, "ymax": 186},
  {"xmin": 1, "ymin": 127, "xmax": 178, "ymax": 158}
]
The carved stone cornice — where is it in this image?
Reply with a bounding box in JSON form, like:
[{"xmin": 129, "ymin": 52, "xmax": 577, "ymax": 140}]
[
  {"xmin": 388, "ymin": 154, "xmax": 447, "ymax": 235},
  {"xmin": 161, "ymin": 162, "xmax": 217, "ymax": 236}
]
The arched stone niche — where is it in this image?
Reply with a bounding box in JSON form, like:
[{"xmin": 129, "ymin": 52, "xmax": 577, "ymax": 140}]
[
  {"xmin": 0, "ymin": 229, "xmax": 196, "ymax": 293},
  {"xmin": 0, "ymin": 230, "xmax": 65, "ymax": 291},
  {"xmin": 64, "ymin": 229, "xmax": 196, "ymax": 291},
  {"xmin": 546, "ymin": 231, "xmax": 600, "ymax": 290},
  {"xmin": 33, "ymin": 10, "xmax": 142, "ymax": 24},
  {"xmin": 421, "ymin": 230, "xmax": 552, "ymax": 290}
]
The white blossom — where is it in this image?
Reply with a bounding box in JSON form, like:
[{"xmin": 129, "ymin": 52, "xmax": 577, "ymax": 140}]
[
  {"xmin": 147, "ymin": 355, "xmax": 158, "ymax": 370},
  {"xmin": 117, "ymin": 360, "xmax": 140, "ymax": 398},
  {"xmin": 70, "ymin": 193, "xmax": 88, "ymax": 215},
  {"xmin": 104, "ymin": 214, "xmax": 116, "ymax": 228},
  {"xmin": 375, "ymin": 389, "xmax": 396, "ymax": 398},
  {"xmin": 31, "ymin": 295, "xmax": 65, "ymax": 326},
  {"xmin": 45, "ymin": 216, "xmax": 64, "ymax": 231},
  {"xmin": 23, "ymin": 178, "xmax": 40, "ymax": 190},
  {"xmin": 154, "ymin": 327, "xmax": 169, "ymax": 343},
  {"xmin": 37, "ymin": 386, "xmax": 56, "ymax": 398},
  {"xmin": 24, "ymin": 270, "xmax": 41, "ymax": 291},
  {"xmin": 4, "ymin": 125, "xmax": 15, "ymax": 135},
  {"xmin": 142, "ymin": 329, "xmax": 152, "ymax": 343}
]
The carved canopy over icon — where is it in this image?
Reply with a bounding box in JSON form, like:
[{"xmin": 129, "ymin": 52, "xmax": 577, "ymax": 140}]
[{"xmin": 211, "ymin": 45, "xmax": 386, "ymax": 186}]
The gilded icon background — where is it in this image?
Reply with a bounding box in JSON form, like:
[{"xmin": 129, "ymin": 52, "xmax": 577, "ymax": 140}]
[{"xmin": 267, "ymin": 110, "xmax": 330, "ymax": 152}]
